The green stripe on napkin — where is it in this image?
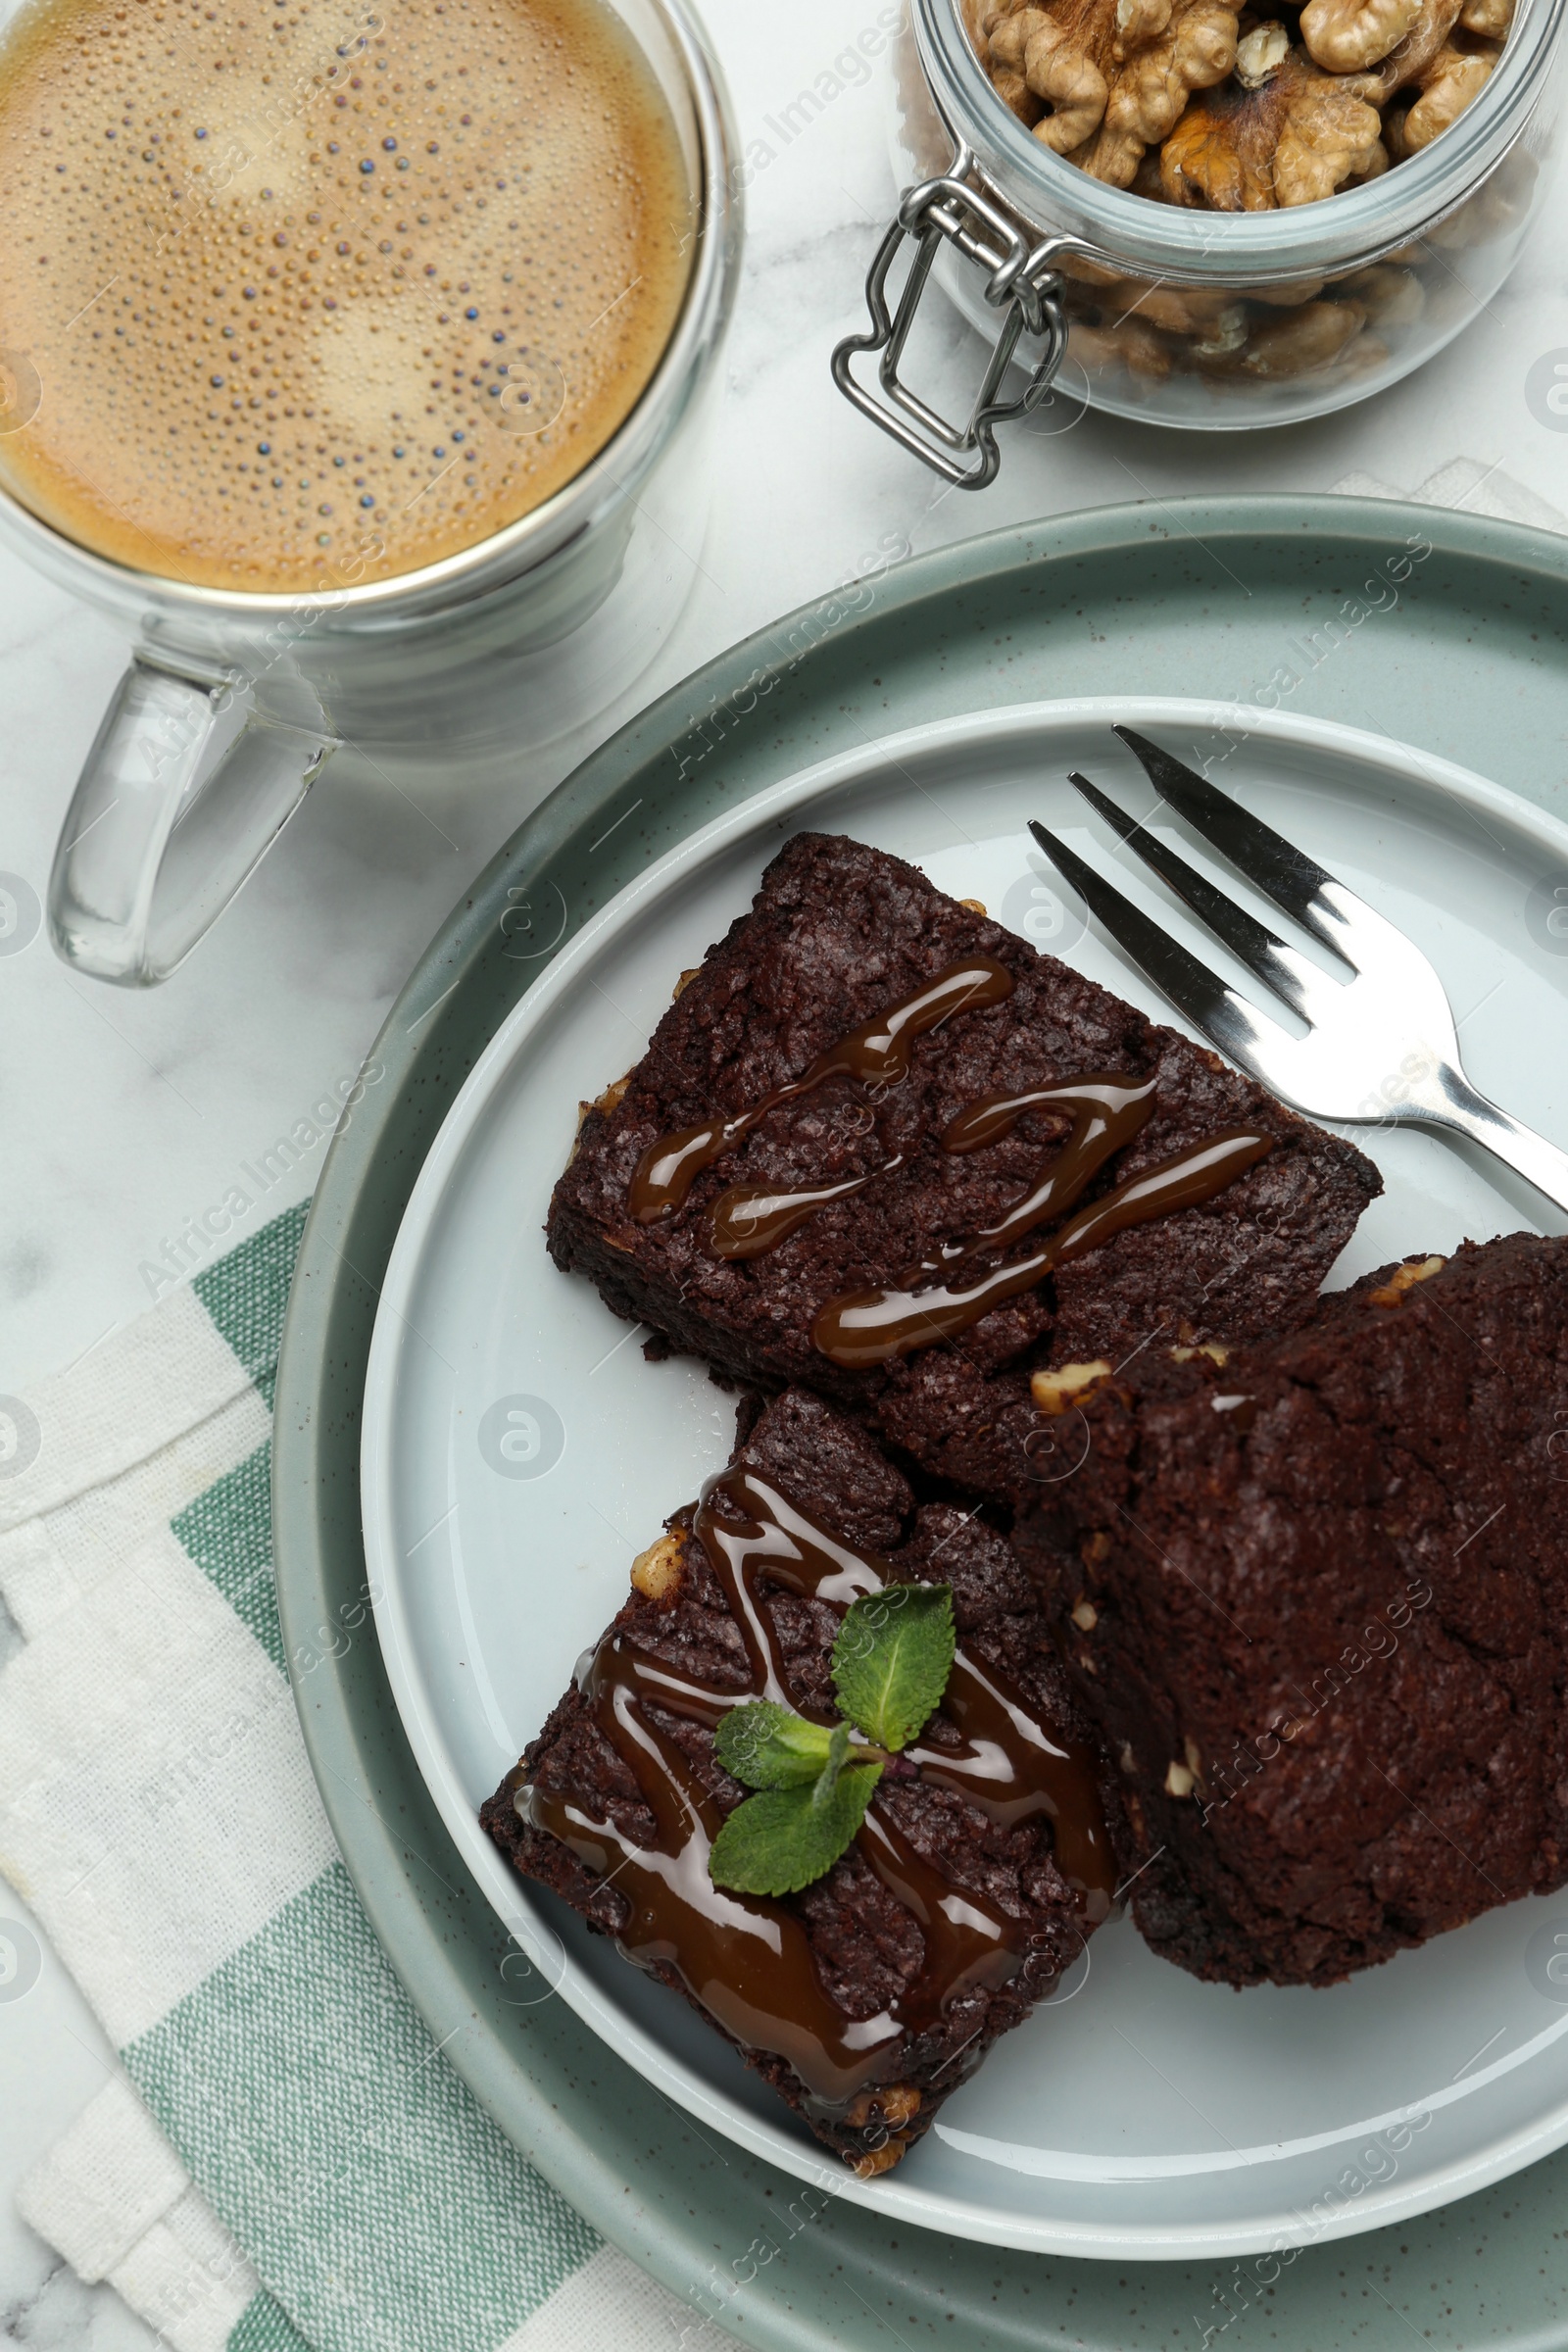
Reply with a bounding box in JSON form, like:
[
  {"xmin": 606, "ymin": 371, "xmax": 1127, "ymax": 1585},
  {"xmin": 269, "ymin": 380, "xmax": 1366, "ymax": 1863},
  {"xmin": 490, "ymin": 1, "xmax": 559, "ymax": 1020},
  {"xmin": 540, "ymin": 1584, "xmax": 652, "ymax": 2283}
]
[{"xmin": 0, "ymin": 1201, "xmax": 710, "ymax": 2352}]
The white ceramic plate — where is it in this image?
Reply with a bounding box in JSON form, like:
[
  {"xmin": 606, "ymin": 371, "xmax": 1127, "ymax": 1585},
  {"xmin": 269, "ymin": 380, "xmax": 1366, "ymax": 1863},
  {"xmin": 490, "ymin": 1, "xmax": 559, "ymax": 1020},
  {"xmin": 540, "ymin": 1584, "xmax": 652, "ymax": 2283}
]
[{"xmin": 361, "ymin": 697, "xmax": 1568, "ymax": 2259}]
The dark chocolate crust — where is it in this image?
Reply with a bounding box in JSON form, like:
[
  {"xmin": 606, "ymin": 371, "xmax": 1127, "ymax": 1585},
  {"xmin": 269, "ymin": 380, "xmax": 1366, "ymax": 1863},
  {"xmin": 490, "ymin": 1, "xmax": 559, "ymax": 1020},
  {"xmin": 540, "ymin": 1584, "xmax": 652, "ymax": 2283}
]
[
  {"xmin": 481, "ymin": 1388, "xmax": 1107, "ymax": 2169},
  {"xmin": 1014, "ymin": 1235, "xmax": 1568, "ymax": 1987},
  {"xmin": 547, "ymin": 832, "xmax": 1380, "ymax": 1509}
]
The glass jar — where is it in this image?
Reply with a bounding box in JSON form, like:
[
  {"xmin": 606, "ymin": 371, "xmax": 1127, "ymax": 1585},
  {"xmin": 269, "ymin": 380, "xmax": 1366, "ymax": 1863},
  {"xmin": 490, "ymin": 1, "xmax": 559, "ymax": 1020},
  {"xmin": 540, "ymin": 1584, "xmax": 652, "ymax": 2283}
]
[{"xmin": 833, "ymin": 0, "xmax": 1566, "ymax": 476}]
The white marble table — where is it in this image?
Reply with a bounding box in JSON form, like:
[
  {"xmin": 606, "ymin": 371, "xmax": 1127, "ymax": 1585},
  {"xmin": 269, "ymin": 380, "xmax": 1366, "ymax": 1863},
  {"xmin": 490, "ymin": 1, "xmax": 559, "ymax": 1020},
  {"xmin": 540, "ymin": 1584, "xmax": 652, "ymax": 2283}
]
[{"xmin": 5, "ymin": 3, "xmax": 1568, "ymax": 2336}]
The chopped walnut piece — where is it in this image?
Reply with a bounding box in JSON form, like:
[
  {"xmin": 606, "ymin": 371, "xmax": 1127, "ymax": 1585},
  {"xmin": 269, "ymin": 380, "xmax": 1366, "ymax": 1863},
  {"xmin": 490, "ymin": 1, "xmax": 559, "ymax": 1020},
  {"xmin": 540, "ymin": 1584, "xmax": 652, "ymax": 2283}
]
[
  {"xmin": 630, "ymin": 1529, "xmax": 686, "ymax": 1603},
  {"xmin": 569, "ymin": 1071, "xmax": 633, "ymax": 1165},
  {"xmin": 1459, "ymin": 0, "xmax": 1510, "ymax": 32},
  {"xmin": 1235, "ymin": 19, "xmax": 1290, "ymax": 80},
  {"xmin": 1300, "ymin": 0, "xmax": 1420, "ymax": 72},
  {"xmin": 1031, "ymin": 1358, "xmax": 1113, "ymax": 1413},
  {"xmin": 672, "ymin": 968, "xmax": 702, "ymax": 1001},
  {"xmin": 1172, "ymin": 1339, "xmax": 1231, "ymax": 1362},
  {"xmin": 1369, "ymin": 1252, "xmax": 1446, "ymax": 1307},
  {"xmin": 1082, "ymin": 1529, "xmax": 1112, "ymax": 1564},
  {"xmin": 1160, "ymin": 46, "xmax": 1384, "ymax": 207},
  {"xmin": 1165, "ymin": 1758, "xmax": 1197, "ymax": 1796},
  {"xmin": 958, "ymin": 897, "xmax": 989, "ymax": 915},
  {"xmin": 846, "ymin": 2082, "xmax": 923, "ymax": 2130},
  {"xmin": 1072, "ymin": 1596, "xmax": 1100, "ymax": 1630},
  {"xmin": 852, "ymin": 2136, "xmax": 910, "ymax": 2177},
  {"xmin": 989, "ymin": 0, "xmax": 1242, "ymax": 186}
]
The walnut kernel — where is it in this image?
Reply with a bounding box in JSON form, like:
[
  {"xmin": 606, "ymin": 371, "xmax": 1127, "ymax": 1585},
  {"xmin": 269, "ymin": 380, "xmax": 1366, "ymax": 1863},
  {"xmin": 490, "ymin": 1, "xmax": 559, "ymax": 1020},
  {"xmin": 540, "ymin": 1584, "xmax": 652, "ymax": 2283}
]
[
  {"xmin": 1235, "ymin": 19, "xmax": 1290, "ymax": 81},
  {"xmin": 1161, "ymin": 48, "xmax": 1383, "ymax": 207},
  {"xmin": 1334, "ymin": 262, "xmax": 1426, "ymax": 324},
  {"xmin": 1031, "ymin": 1358, "xmax": 1113, "ymax": 1413},
  {"xmin": 1369, "ymin": 1252, "xmax": 1446, "ymax": 1306},
  {"xmin": 846, "ymin": 2082, "xmax": 923, "ymax": 2129},
  {"xmin": 1399, "ymin": 42, "xmax": 1494, "ymax": 147},
  {"xmin": 569, "ymin": 1070, "xmax": 632, "ymax": 1166},
  {"xmin": 972, "ymin": 0, "xmax": 1509, "ymax": 237},
  {"xmin": 988, "ymin": 0, "xmax": 1243, "ymax": 186},
  {"xmin": 1232, "ymin": 299, "xmax": 1368, "ymax": 375},
  {"xmin": 630, "ymin": 1529, "xmax": 686, "ymax": 1602},
  {"xmin": 1300, "ymin": 0, "xmax": 1420, "ymax": 73}
]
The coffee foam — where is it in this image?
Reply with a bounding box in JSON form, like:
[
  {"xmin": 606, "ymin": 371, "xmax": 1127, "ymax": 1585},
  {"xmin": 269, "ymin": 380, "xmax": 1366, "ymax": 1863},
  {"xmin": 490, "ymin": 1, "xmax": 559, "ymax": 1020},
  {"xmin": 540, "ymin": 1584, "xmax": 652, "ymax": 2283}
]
[{"xmin": 0, "ymin": 0, "xmax": 693, "ymax": 590}]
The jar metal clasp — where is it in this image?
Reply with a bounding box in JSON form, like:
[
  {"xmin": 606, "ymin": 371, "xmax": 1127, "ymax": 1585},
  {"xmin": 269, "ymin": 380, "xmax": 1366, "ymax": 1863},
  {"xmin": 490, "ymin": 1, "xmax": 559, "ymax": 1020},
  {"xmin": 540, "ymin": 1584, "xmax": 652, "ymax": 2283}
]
[{"xmin": 832, "ymin": 153, "xmax": 1075, "ymax": 490}]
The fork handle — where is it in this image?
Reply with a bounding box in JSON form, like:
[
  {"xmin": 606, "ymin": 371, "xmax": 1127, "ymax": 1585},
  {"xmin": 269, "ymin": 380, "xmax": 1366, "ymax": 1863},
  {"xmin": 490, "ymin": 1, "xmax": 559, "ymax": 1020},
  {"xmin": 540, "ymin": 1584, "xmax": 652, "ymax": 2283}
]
[{"xmin": 1422, "ymin": 1065, "xmax": 1568, "ymax": 1216}]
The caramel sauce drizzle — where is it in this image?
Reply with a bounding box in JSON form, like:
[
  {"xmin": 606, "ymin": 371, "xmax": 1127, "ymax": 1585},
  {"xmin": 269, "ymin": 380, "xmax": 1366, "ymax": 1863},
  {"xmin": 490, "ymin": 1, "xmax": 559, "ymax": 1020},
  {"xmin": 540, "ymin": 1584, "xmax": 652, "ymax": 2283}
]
[
  {"xmin": 911, "ymin": 1072, "xmax": 1160, "ymax": 1281},
  {"xmin": 706, "ymin": 1157, "xmax": 906, "ymax": 1261},
  {"xmin": 521, "ymin": 1465, "xmax": 1112, "ymax": 2109},
  {"xmin": 812, "ymin": 1130, "xmax": 1275, "ymax": 1370},
  {"xmin": 627, "ymin": 958, "xmax": 1016, "ymax": 1225}
]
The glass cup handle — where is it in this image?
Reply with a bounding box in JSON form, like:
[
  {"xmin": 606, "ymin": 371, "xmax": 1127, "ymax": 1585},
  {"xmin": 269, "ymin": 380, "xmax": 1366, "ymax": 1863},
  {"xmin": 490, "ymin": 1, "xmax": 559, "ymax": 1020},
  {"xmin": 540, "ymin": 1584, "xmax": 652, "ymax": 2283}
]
[
  {"xmin": 47, "ymin": 653, "xmax": 338, "ymax": 986},
  {"xmin": 831, "ymin": 167, "xmax": 1076, "ymax": 490}
]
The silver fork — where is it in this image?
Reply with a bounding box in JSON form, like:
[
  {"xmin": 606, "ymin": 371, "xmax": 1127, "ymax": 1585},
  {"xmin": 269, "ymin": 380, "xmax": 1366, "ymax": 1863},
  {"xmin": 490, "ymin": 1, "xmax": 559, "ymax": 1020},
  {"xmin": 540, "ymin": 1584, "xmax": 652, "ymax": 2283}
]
[{"xmin": 1028, "ymin": 724, "xmax": 1568, "ymax": 1214}]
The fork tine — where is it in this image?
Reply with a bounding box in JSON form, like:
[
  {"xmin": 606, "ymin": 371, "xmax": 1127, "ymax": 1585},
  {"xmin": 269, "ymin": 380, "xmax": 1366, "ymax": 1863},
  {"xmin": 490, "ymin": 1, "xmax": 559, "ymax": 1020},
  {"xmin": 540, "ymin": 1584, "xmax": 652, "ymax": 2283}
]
[
  {"xmin": 1113, "ymin": 725, "xmax": 1352, "ymax": 963},
  {"xmin": 1026, "ymin": 819, "xmax": 1289, "ymax": 1073},
  {"xmin": 1066, "ymin": 770, "xmax": 1345, "ymax": 1027}
]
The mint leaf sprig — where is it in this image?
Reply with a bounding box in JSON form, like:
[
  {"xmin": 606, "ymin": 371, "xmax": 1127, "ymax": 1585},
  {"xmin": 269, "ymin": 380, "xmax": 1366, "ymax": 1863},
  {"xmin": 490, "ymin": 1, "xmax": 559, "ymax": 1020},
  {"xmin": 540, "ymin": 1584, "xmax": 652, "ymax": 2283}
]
[{"xmin": 708, "ymin": 1583, "xmax": 956, "ymax": 1899}]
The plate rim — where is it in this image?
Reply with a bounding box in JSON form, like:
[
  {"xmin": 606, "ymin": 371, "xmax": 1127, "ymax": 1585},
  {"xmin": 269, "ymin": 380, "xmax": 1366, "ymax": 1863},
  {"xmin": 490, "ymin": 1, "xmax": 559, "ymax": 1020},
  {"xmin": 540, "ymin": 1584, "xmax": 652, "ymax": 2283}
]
[
  {"xmin": 273, "ymin": 494, "xmax": 1568, "ymax": 2350},
  {"xmin": 359, "ymin": 688, "xmax": 1568, "ymax": 2259}
]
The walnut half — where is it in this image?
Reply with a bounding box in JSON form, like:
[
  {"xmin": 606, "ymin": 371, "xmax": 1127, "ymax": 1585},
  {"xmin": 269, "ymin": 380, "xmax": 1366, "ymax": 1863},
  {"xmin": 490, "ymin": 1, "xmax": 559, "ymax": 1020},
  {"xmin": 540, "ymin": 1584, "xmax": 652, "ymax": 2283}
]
[
  {"xmin": 1392, "ymin": 39, "xmax": 1496, "ymax": 151},
  {"xmin": 1300, "ymin": 0, "xmax": 1421, "ymax": 73},
  {"xmin": 1160, "ymin": 42, "xmax": 1384, "ymax": 207},
  {"xmin": 986, "ymin": 0, "xmax": 1243, "ymax": 186}
]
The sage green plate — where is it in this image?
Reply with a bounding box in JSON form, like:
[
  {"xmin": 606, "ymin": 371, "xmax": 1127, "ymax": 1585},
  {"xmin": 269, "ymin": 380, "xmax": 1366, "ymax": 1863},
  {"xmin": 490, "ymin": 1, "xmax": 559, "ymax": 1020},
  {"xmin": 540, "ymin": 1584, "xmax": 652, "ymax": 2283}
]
[{"xmin": 274, "ymin": 495, "xmax": 1568, "ymax": 2352}]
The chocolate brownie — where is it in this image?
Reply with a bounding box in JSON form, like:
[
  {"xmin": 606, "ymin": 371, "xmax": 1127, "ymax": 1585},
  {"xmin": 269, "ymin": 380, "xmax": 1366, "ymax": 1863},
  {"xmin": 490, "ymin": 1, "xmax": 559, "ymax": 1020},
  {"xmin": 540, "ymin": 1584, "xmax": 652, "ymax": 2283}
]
[
  {"xmin": 481, "ymin": 1387, "xmax": 1117, "ymax": 2172},
  {"xmin": 548, "ymin": 833, "xmax": 1380, "ymax": 1509},
  {"xmin": 1014, "ymin": 1234, "xmax": 1568, "ymax": 1987}
]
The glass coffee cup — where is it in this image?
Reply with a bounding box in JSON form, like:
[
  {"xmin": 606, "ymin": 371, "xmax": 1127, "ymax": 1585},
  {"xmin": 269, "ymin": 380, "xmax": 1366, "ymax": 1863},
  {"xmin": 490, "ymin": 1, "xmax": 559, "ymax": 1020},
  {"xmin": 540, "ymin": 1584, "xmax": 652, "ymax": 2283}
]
[
  {"xmin": 834, "ymin": 0, "xmax": 1565, "ymax": 480},
  {"xmin": 0, "ymin": 0, "xmax": 739, "ymax": 984}
]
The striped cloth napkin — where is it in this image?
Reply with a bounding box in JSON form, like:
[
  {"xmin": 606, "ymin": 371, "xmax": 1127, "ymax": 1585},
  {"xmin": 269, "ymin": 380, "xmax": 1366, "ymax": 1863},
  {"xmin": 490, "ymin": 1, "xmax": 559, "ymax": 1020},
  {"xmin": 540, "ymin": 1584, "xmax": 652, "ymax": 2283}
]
[{"xmin": 0, "ymin": 1203, "xmax": 725, "ymax": 2352}]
